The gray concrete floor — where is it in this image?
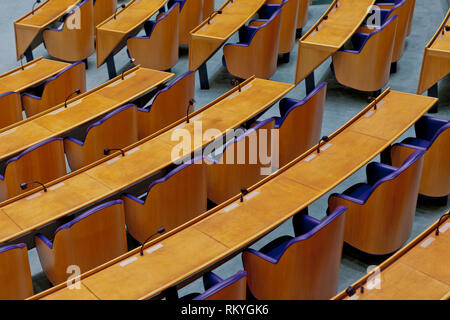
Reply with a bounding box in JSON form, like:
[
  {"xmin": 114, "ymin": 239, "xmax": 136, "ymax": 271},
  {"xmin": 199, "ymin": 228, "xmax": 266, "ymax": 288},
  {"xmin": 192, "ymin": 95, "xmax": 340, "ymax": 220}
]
[{"xmin": 1, "ymin": 0, "xmax": 449, "ymax": 298}]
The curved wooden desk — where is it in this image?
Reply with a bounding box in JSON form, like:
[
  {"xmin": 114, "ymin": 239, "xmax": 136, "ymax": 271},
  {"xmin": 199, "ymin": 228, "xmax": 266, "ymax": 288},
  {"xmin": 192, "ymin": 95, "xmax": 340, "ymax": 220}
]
[
  {"xmin": 417, "ymin": 9, "xmax": 450, "ymax": 112},
  {"xmin": 31, "ymin": 89, "xmax": 436, "ymax": 300},
  {"xmin": 0, "ymin": 77, "xmax": 293, "ymax": 248},
  {"xmin": 0, "ymin": 57, "xmax": 71, "ymax": 129},
  {"xmin": 189, "ymin": 0, "xmax": 265, "ymax": 89},
  {"xmin": 96, "ymin": 0, "xmax": 168, "ymax": 78},
  {"xmin": 0, "ymin": 67, "xmax": 173, "ymax": 162},
  {"xmin": 333, "ymin": 213, "xmax": 450, "ymax": 300},
  {"xmin": 14, "ymin": 0, "xmax": 81, "ymax": 61},
  {"xmin": 294, "ymin": 0, "xmax": 375, "ymax": 93}
]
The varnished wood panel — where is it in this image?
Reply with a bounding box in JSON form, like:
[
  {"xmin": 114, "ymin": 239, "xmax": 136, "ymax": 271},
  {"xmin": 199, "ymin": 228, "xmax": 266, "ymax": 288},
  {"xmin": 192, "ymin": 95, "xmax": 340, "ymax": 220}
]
[
  {"xmin": 35, "ymin": 201, "xmax": 127, "ymax": 285},
  {"xmin": 332, "ymin": 16, "xmax": 398, "ymax": 92},
  {"xmin": 96, "ymin": 0, "xmax": 168, "ymax": 67},
  {"xmin": 127, "ymin": 3, "xmax": 179, "ymax": 70},
  {"xmin": 417, "ymin": 10, "xmax": 450, "ymax": 94},
  {"xmin": 14, "ymin": 0, "xmax": 80, "ymax": 59},
  {"xmin": 0, "ymin": 245, "xmax": 34, "ymax": 300},
  {"xmin": 189, "ymin": 0, "xmax": 265, "ymax": 71},
  {"xmin": 22, "ymin": 62, "xmax": 86, "ymax": 117},
  {"xmin": 295, "ymin": 0, "xmax": 376, "ymax": 84},
  {"xmin": 43, "ymin": 0, "xmax": 95, "ymax": 61}
]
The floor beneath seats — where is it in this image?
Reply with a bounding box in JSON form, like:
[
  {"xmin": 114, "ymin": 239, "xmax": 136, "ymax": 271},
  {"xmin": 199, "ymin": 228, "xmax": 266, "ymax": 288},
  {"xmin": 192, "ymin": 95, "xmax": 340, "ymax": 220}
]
[{"xmin": 0, "ymin": 0, "xmax": 448, "ymax": 298}]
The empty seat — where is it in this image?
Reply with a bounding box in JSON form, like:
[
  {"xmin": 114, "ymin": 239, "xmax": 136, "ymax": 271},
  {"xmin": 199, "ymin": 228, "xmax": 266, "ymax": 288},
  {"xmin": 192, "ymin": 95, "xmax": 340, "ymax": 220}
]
[
  {"xmin": 223, "ymin": 9, "xmax": 282, "ymax": 79},
  {"xmin": 127, "ymin": 3, "xmax": 179, "ymax": 71},
  {"xmin": 242, "ymin": 206, "xmax": 346, "ymax": 300},
  {"xmin": 122, "ymin": 158, "xmax": 207, "ymax": 243},
  {"xmin": 35, "ymin": 199, "xmax": 128, "ymax": 285},
  {"xmin": 399, "ymin": 116, "xmax": 450, "ymax": 199},
  {"xmin": 296, "ymin": 0, "xmax": 311, "ymax": 37},
  {"xmin": 0, "ymin": 138, "xmax": 66, "ymax": 202},
  {"xmin": 182, "ymin": 271, "xmax": 247, "ymax": 300},
  {"xmin": 366, "ymin": 0, "xmax": 412, "ymax": 66},
  {"xmin": 206, "ymin": 118, "xmax": 275, "ymax": 205},
  {"xmin": 93, "ymin": 0, "xmax": 117, "ymax": 28},
  {"xmin": 64, "ymin": 104, "xmax": 138, "ymax": 171},
  {"xmin": 21, "ymin": 61, "xmax": 86, "ymax": 117},
  {"xmin": 43, "ymin": 0, "xmax": 95, "ymax": 62},
  {"xmin": 169, "ymin": 0, "xmax": 203, "ymax": 45},
  {"xmin": 328, "ymin": 146, "xmax": 425, "ymax": 255},
  {"xmin": 274, "ymin": 82, "xmax": 326, "ymax": 168},
  {"xmin": 332, "ymin": 15, "xmax": 398, "ymax": 93},
  {"xmin": 137, "ymin": 71, "xmax": 195, "ymax": 139},
  {"xmin": 0, "ymin": 244, "xmax": 34, "ymax": 300},
  {"xmin": 258, "ymin": 0, "xmax": 298, "ymax": 57},
  {"xmin": 0, "ymin": 91, "xmax": 21, "ymax": 129}
]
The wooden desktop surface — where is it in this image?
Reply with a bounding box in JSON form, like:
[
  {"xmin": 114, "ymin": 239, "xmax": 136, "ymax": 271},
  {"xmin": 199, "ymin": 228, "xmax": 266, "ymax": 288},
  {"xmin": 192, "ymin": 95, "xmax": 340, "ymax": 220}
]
[
  {"xmin": 96, "ymin": 0, "xmax": 168, "ymax": 67},
  {"xmin": 295, "ymin": 0, "xmax": 376, "ymax": 84},
  {"xmin": 32, "ymin": 89, "xmax": 437, "ymax": 300},
  {"xmin": 333, "ymin": 215, "xmax": 450, "ymax": 300},
  {"xmin": 0, "ymin": 77, "xmax": 294, "ymax": 247},
  {"xmin": 417, "ymin": 10, "xmax": 450, "ymax": 94},
  {"xmin": 0, "ymin": 57, "xmax": 70, "ymax": 93},
  {"xmin": 0, "ymin": 67, "xmax": 173, "ymax": 162},
  {"xmin": 14, "ymin": 0, "xmax": 80, "ymax": 59},
  {"xmin": 188, "ymin": 0, "xmax": 265, "ymax": 71}
]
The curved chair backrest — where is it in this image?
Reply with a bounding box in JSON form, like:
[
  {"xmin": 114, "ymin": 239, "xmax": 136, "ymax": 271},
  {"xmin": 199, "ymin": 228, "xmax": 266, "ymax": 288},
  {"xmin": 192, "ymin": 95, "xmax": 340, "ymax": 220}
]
[
  {"xmin": 43, "ymin": 0, "xmax": 95, "ymax": 61},
  {"xmin": 35, "ymin": 200, "xmax": 127, "ymax": 285},
  {"xmin": 64, "ymin": 104, "xmax": 138, "ymax": 171},
  {"xmin": 372, "ymin": 0, "xmax": 411, "ymax": 62},
  {"xmin": 275, "ymin": 82, "xmax": 327, "ymax": 168},
  {"xmin": 242, "ymin": 207, "xmax": 346, "ymax": 300},
  {"xmin": 193, "ymin": 271, "xmax": 247, "ymax": 300},
  {"xmin": 399, "ymin": 117, "xmax": 450, "ymax": 198},
  {"xmin": 122, "ymin": 157, "xmax": 207, "ymax": 243},
  {"xmin": 329, "ymin": 147, "xmax": 424, "ymax": 255},
  {"xmin": 127, "ymin": 3, "xmax": 179, "ymax": 70},
  {"xmin": 170, "ymin": 0, "xmax": 203, "ymax": 45},
  {"xmin": 0, "ymin": 244, "xmax": 33, "ymax": 300},
  {"xmin": 206, "ymin": 118, "xmax": 275, "ymax": 205},
  {"xmin": 332, "ymin": 15, "xmax": 398, "ymax": 92},
  {"xmin": 297, "ymin": 0, "xmax": 311, "ymax": 30},
  {"xmin": 93, "ymin": 0, "xmax": 117, "ymax": 28},
  {"xmin": 22, "ymin": 61, "xmax": 86, "ymax": 117},
  {"xmin": 412, "ymin": 117, "xmax": 450, "ymax": 197},
  {"xmin": 223, "ymin": 9, "xmax": 282, "ymax": 79},
  {"xmin": 263, "ymin": 0, "xmax": 298, "ymax": 54},
  {"xmin": 0, "ymin": 138, "xmax": 66, "ymax": 202},
  {"xmin": 0, "ymin": 91, "xmax": 22, "ymax": 129},
  {"xmin": 137, "ymin": 71, "xmax": 195, "ymax": 139}
]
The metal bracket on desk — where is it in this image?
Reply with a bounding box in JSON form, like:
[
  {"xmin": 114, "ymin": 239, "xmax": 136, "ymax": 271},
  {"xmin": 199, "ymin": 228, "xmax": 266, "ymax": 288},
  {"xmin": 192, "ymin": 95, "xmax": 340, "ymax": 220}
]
[
  {"xmin": 106, "ymin": 54, "xmax": 117, "ymax": 79},
  {"xmin": 427, "ymin": 83, "xmax": 439, "ymax": 113},
  {"xmin": 24, "ymin": 47, "xmax": 34, "ymax": 62},
  {"xmin": 198, "ymin": 62, "xmax": 209, "ymax": 90},
  {"xmin": 305, "ymin": 72, "xmax": 315, "ymax": 95}
]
